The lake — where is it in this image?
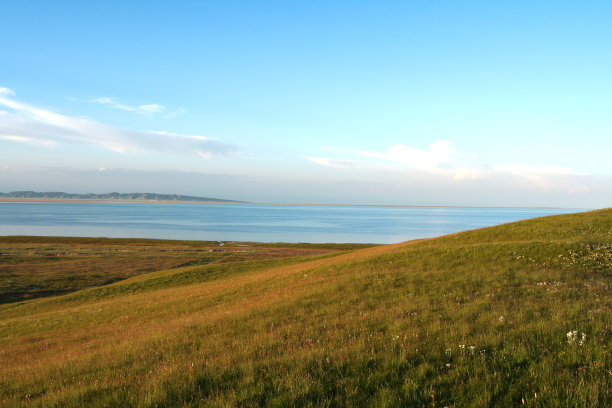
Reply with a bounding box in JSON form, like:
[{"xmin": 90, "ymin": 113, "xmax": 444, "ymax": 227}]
[{"xmin": 0, "ymin": 202, "xmax": 583, "ymax": 244}]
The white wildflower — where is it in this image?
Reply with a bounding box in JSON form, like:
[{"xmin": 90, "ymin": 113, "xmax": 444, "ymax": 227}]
[
  {"xmin": 567, "ymin": 331, "xmax": 587, "ymax": 345},
  {"xmin": 445, "ymin": 348, "xmax": 452, "ymax": 356}
]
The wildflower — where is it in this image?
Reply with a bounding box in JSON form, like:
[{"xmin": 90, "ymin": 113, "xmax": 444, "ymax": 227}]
[
  {"xmin": 459, "ymin": 344, "xmax": 465, "ymax": 349},
  {"xmin": 445, "ymin": 348, "xmax": 452, "ymax": 356},
  {"xmin": 468, "ymin": 346, "xmax": 475, "ymax": 355},
  {"xmin": 498, "ymin": 316, "xmax": 505, "ymax": 322},
  {"xmin": 567, "ymin": 331, "xmax": 587, "ymax": 346}
]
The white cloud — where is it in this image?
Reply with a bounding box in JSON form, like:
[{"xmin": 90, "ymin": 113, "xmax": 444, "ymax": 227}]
[
  {"xmin": 0, "ymin": 135, "xmax": 57, "ymax": 147},
  {"xmin": 492, "ymin": 163, "xmax": 574, "ymax": 176},
  {"xmin": 308, "ymin": 157, "xmax": 355, "ymax": 168},
  {"xmin": 92, "ymin": 97, "xmax": 167, "ymax": 115},
  {"xmin": 359, "ymin": 140, "xmax": 487, "ymax": 180},
  {"xmin": 0, "ymin": 87, "xmax": 15, "ymax": 96},
  {"xmin": 356, "ymin": 140, "xmax": 583, "ymax": 188},
  {"xmin": 360, "ymin": 140, "xmax": 456, "ymax": 172},
  {"xmin": 567, "ymin": 185, "xmax": 590, "ymax": 194},
  {"xmin": 491, "ymin": 163, "xmax": 579, "ymax": 188},
  {"xmin": 0, "ymin": 91, "xmax": 237, "ymax": 157},
  {"xmin": 138, "ymin": 104, "xmax": 165, "ymax": 114},
  {"xmin": 196, "ymin": 150, "xmax": 212, "ymax": 159}
]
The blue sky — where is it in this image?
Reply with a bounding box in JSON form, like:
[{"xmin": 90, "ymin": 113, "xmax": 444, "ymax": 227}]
[{"xmin": 1, "ymin": 1, "xmax": 611, "ymax": 206}]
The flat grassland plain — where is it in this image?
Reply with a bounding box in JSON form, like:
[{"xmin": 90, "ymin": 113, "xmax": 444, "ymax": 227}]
[{"xmin": 0, "ymin": 209, "xmax": 610, "ymax": 407}]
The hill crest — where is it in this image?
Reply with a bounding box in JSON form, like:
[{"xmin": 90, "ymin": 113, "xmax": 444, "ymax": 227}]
[{"xmin": 0, "ymin": 190, "xmax": 245, "ymax": 203}]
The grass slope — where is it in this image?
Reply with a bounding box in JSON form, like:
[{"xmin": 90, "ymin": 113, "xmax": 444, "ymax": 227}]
[
  {"xmin": 0, "ymin": 238, "xmax": 368, "ymax": 304},
  {"xmin": 0, "ymin": 209, "xmax": 610, "ymax": 407}
]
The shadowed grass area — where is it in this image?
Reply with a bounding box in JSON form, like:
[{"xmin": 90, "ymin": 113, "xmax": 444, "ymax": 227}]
[
  {"xmin": 0, "ymin": 209, "xmax": 610, "ymax": 407},
  {"xmin": 0, "ymin": 237, "xmax": 370, "ymax": 304}
]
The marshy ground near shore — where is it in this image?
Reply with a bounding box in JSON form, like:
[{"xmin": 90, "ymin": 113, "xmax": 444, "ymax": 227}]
[{"xmin": 0, "ymin": 209, "xmax": 610, "ymax": 407}]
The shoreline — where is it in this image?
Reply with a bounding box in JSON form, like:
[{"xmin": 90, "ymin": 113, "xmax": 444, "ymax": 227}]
[{"xmin": 0, "ymin": 198, "xmax": 571, "ymax": 209}]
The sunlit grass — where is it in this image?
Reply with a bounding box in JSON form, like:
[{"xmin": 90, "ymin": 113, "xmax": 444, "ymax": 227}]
[
  {"xmin": 0, "ymin": 209, "xmax": 610, "ymax": 406},
  {"xmin": 0, "ymin": 237, "xmax": 367, "ymax": 304}
]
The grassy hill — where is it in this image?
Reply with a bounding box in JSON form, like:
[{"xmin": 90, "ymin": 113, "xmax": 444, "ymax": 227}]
[
  {"xmin": 0, "ymin": 237, "xmax": 370, "ymax": 304},
  {"xmin": 0, "ymin": 209, "xmax": 610, "ymax": 407}
]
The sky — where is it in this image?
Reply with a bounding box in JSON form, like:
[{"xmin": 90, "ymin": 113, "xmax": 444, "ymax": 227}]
[{"xmin": 1, "ymin": 0, "xmax": 611, "ymax": 207}]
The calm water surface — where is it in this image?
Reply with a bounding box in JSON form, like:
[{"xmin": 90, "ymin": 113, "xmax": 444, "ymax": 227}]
[{"xmin": 0, "ymin": 203, "xmax": 583, "ymax": 244}]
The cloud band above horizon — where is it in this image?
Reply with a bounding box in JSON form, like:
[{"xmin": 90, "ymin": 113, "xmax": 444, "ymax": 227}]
[{"xmin": 0, "ymin": 88, "xmax": 237, "ymax": 157}]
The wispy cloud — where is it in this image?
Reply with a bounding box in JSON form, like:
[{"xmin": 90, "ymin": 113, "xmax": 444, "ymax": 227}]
[
  {"xmin": 0, "ymin": 135, "xmax": 57, "ymax": 147},
  {"xmin": 0, "ymin": 88, "xmax": 237, "ymax": 157},
  {"xmin": 358, "ymin": 140, "xmax": 581, "ymax": 181},
  {"xmin": 360, "ymin": 140, "xmax": 456, "ymax": 171},
  {"xmin": 0, "ymin": 87, "xmax": 16, "ymax": 96},
  {"xmin": 492, "ymin": 163, "xmax": 575, "ymax": 177},
  {"xmin": 492, "ymin": 164, "xmax": 582, "ymax": 189},
  {"xmin": 358, "ymin": 140, "xmax": 487, "ymax": 180},
  {"xmin": 310, "ymin": 140, "xmax": 586, "ymax": 194},
  {"xmin": 308, "ymin": 157, "xmax": 355, "ymax": 168},
  {"xmin": 92, "ymin": 97, "xmax": 166, "ymax": 115}
]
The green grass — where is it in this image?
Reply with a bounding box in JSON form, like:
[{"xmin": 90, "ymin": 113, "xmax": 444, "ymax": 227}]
[
  {"xmin": 0, "ymin": 209, "xmax": 610, "ymax": 407},
  {"xmin": 0, "ymin": 237, "xmax": 369, "ymax": 304}
]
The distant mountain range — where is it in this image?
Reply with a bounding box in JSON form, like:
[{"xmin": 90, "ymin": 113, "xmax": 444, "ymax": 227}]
[{"xmin": 0, "ymin": 191, "xmax": 245, "ymax": 203}]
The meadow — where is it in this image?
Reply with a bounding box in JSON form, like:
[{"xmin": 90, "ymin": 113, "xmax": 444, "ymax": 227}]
[
  {"xmin": 0, "ymin": 209, "xmax": 610, "ymax": 407},
  {"xmin": 0, "ymin": 237, "xmax": 368, "ymax": 304}
]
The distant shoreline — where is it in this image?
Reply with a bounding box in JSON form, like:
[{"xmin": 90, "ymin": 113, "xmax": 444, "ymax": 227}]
[
  {"xmin": 0, "ymin": 198, "xmax": 570, "ymax": 209},
  {"xmin": 0, "ymin": 198, "xmax": 242, "ymax": 204}
]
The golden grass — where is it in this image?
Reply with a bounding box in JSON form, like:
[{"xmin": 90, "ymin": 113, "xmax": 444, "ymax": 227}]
[
  {"xmin": 0, "ymin": 237, "xmax": 359, "ymax": 304},
  {"xmin": 0, "ymin": 209, "xmax": 610, "ymax": 406}
]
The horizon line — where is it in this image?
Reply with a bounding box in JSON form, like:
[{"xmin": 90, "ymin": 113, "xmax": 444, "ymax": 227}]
[{"xmin": 0, "ymin": 198, "xmax": 589, "ymax": 210}]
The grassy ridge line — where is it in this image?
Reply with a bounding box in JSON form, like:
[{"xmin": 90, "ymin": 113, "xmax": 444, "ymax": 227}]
[
  {"xmin": 0, "ymin": 235, "xmax": 374, "ymax": 250},
  {"xmin": 0, "ymin": 243, "xmax": 414, "ymax": 344},
  {"xmin": 0, "ymin": 241, "xmax": 404, "ymax": 393},
  {"xmin": 0, "ymin": 244, "xmax": 404, "ymax": 359},
  {"xmin": 0, "ymin": 250, "xmax": 353, "ymax": 322},
  {"xmin": 0, "ymin": 209, "xmax": 610, "ymax": 407},
  {"xmin": 0, "ymin": 238, "xmax": 373, "ymax": 304},
  {"xmin": 435, "ymin": 208, "xmax": 611, "ymax": 244},
  {"xmin": 0, "ymin": 211, "xmax": 607, "ymax": 342},
  {"xmin": 0, "ymin": 246, "xmax": 401, "ymax": 387}
]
